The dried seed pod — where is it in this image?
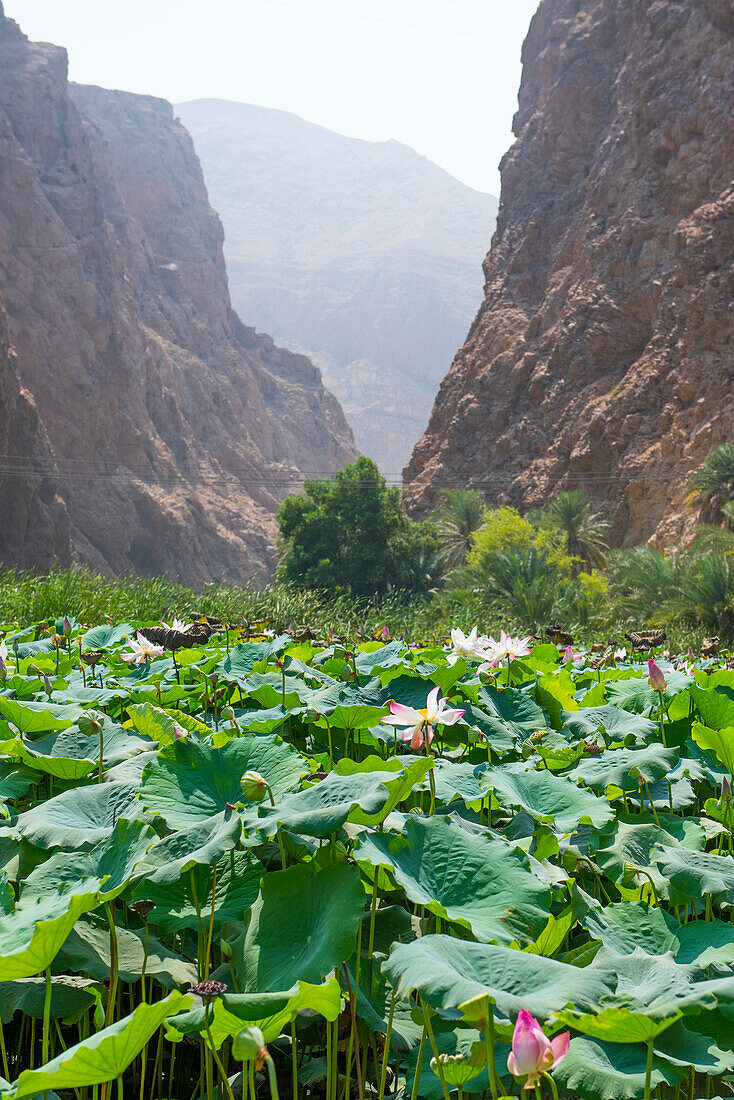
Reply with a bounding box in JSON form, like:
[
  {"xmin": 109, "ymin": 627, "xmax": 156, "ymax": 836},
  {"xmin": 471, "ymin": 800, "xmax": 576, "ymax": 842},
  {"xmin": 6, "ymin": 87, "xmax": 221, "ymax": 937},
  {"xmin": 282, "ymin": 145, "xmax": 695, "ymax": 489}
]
[
  {"xmin": 545, "ymin": 624, "xmax": 574, "ymax": 647},
  {"xmin": 624, "ymin": 630, "xmax": 666, "ymax": 650}
]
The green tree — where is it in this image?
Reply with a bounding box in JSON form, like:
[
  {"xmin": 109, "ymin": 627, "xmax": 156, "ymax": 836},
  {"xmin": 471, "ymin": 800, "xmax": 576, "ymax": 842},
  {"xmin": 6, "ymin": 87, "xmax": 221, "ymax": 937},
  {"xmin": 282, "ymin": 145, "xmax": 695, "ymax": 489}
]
[
  {"xmin": 542, "ymin": 490, "xmax": 610, "ymax": 571},
  {"xmin": 432, "ymin": 489, "xmax": 486, "ymax": 568},
  {"xmin": 688, "ymin": 444, "xmax": 734, "ymax": 525},
  {"xmin": 276, "ymin": 457, "xmax": 439, "ymax": 597}
]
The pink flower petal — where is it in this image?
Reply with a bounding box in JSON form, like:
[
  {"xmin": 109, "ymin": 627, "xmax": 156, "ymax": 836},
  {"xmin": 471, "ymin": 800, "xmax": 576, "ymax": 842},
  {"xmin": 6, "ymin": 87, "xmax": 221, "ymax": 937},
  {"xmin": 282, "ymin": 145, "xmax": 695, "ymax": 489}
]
[
  {"xmin": 386, "ymin": 701, "xmax": 422, "ymax": 725},
  {"xmin": 550, "ymin": 1032, "xmax": 570, "ymax": 1068},
  {"xmin": 438, "ymin": 707, "xmax": 465, "ymax": 726}
]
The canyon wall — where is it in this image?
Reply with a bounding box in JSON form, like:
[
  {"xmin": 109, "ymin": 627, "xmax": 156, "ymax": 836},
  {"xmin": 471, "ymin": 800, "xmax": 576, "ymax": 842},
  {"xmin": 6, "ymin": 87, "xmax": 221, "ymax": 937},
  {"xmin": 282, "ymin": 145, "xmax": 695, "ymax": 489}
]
[
  {"xmin": 0, "ymin": 5, "xmax": 355, "ymax": 583},
  {"xmin": 404, "ymin": 0, "xmax": 734, "ymax": 547}
]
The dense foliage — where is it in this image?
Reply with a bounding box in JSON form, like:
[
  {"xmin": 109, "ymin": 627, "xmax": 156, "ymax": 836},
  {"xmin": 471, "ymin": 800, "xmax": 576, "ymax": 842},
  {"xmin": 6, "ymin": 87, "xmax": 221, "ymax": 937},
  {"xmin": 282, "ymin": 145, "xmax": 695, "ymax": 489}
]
[
  {"xmin": 277, "ymin": 458, "xmax": 440, "ymax": 597},
  {"xmin": 0, "ymin": 616, "xmax": 733, "ymax": 1100}
]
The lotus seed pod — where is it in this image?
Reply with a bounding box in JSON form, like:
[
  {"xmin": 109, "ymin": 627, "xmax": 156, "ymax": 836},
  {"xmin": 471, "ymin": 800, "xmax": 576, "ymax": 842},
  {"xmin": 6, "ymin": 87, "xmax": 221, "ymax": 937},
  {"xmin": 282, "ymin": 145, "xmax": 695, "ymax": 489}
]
[
  {"xmin": 233, "ymin": 1025, "xmax": 267, "ymax": 1063},
  {"xmin": 241, "ymin": 770, "xmax": 268, "ymax": 801}
]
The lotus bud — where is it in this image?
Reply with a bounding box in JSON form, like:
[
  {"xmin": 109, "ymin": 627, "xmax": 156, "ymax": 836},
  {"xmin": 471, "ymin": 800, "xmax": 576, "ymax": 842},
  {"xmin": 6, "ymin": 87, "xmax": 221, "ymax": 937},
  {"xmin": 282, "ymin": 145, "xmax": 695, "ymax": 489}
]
[
  {"xmin": 722, "ymin": 777, "xmax": 731, "ymax": 803},
  {"xmin": 172, "ymin": 724, "xmax": 187, "ymax": 740},
  {"xmin": 43, "ymin": 675, "xmax": 53, "ymax": 697},
  {"xmin": 647, "ymin": 659, "xmax": 667, "ymax": 693},
  {"xmin": 381, "ymin": 626, "xmax": 390, "ymax": 642},
  {"xmin": 233, "ymin": 1025, "xmax": 267, "ymax": 1067},
  {"xmin": 563, "ymin": 645, "xmax": 574, "ymax": 662},
  {"xmin": 209, "ymin": 673, "xmax": 218, "ymax": 689},
  {"xmin": 0, "ymin": 657, "xmax": 6, "ymax": 683},
  {"xmin": 241, "ymin": 770, "xmax": 269, "ymax": 802},
  {"xmin": 12, "ymin": 639, "xmax": 18, "ymax": 656},
  {"xmin": 63, "ymin": 616, "xmax": 72, "ymax": 637}
]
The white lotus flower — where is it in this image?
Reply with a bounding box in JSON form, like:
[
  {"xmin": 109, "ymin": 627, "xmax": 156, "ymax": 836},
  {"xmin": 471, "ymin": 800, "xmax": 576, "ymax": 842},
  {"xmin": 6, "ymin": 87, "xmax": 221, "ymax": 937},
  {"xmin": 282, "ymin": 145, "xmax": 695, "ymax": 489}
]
[
  {"xmin": 446, "ymin": 627, "xmax": 490, "ymax": 665},
  {"xmin": 380, "ymin": 685, "xmax": 465, "ymax": 750},
  {"xmin": 120, "ymin": 632, "xmax": 165, "ymax": 664},
  {"xmin": 161, "ymin": 618, "xmax": 191, "ymax": 633}
]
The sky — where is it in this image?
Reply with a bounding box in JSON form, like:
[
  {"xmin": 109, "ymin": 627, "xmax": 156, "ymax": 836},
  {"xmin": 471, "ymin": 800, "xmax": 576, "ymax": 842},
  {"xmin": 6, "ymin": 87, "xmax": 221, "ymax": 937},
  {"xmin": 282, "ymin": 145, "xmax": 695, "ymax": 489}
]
[{"xmin": 4, "ymin": 0, "xmax": 540, "ymax": 195}]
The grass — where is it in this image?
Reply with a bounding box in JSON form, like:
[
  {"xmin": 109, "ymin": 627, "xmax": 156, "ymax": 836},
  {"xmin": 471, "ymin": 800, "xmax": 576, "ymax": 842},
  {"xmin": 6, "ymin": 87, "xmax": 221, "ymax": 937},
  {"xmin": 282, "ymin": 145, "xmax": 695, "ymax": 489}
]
[{"xmin": 0, "ymin": 565, "xmax": 715, "ymax": 653}]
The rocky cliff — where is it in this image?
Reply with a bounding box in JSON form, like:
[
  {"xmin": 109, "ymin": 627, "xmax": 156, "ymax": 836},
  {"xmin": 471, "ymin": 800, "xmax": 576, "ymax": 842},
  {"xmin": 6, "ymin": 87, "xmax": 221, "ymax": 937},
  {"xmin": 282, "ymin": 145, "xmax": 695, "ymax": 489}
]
[
  {"xmin": 404, "ymin": 0, "xmax": 734, "ymax": 547},
  {"xmin": 0, "ymin": 5, "xmax": 355, "ymax": 583},
  {"xmin": 176, "ymin": 99, "xmax": 497, "ymax": 476},
  {"xmin": 0, "ymin": 307, "xmax": 71, "ymax": 569}
]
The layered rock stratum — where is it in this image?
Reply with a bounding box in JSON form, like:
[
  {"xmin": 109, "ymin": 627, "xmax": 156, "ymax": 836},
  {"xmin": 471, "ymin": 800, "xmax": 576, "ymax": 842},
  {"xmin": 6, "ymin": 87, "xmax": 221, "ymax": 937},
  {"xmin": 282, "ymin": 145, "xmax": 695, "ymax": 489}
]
[
  {"xmin": 404, "ymin": 0, "xmax": 734, "ymax": 547},
  {"xmin": 176, "ymin": 99, "xmax": 498, "ymax": 476},
  {"xmin": 0, "ymin": 6, "xmax": 355, "ymax": 582}
]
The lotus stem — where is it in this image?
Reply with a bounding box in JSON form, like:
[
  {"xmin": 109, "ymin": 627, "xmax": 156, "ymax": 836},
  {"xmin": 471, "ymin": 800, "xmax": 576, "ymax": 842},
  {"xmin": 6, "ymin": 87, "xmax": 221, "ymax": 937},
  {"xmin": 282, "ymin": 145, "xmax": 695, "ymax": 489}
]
[
  {"xmin": 205, "ymin": 863, "xmax": 218, "ymax": 979},
  {"xmin": 103, "ymin": 902, "xmax": 118, "ymax": 1026},
  {"xmin": 291, "ymin": 1020, "xmax": 298, "ymax": 1100},
  {"xmin": 265, "ymin": 1051, "xmax": 281, "ymax": 1100},
  {"xmin": 410, "ymin": 1025, "xmax": 427, "ymax": 1100},
  {"xmin": 542, "ymin": 1070, "xmax": 560, "ymax": 1100},
  {"xmin": 204, "ymin": 1006, "xmax": 236, "ymax": 1100},
  {"xmin": 367, "ymin": 869, "xmax": 380, "ymax": 958},
  {"xmin": 482, "ymin": 997, "xmax": 500, "ymax": 1100},
  {"xmin": 342, "ymin": 963, "xmax": 364, "ymax": 1100},
  {"xmin": 378, "ymin": 989, "xmax": 397, "ymax": 1100},
  {"xmin": 42, "ymin": 966, "xmax": 51, "ymax": 1097},
  {"xmin": 419, "ymin": 998, "xmax": 450, "ymax": 1100},
  {"xmin": 644, "ymin": 1037, "xmax": 653, "ymax": 1100},
  {"xmin": 657, "ymin": 691, "xmax": 667, "ymax": 746},
  {"xmin": 0, "ymin": 1017, "xmax": 8, "ymax": 1079}
]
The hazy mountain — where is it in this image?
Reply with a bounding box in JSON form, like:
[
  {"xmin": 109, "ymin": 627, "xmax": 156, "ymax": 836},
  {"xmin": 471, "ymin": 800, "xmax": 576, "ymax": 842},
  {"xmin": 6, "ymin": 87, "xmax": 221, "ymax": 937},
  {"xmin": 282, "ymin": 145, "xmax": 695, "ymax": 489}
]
[{"xmin": 176, "ymin": 99, "xmax": 498, "ymax": 475}]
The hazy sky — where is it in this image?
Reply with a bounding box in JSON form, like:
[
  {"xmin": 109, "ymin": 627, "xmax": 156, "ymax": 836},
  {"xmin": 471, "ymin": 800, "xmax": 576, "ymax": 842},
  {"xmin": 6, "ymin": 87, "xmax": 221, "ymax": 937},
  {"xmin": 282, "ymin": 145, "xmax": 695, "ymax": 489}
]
[{"xmin": 4, "ymin": 0, "xmax": 540, "ymax": 195}]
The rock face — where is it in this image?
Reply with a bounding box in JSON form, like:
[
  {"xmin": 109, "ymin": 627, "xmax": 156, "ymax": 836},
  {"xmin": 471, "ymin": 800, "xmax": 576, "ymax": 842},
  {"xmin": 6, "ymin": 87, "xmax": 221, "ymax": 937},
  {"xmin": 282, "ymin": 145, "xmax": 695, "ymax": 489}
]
[
  {"xmin": 404, "ymin": 0, "xmax": 734, "ymax": 547},
  {"xmin": 0, "ymin": 307, "xmax": 71, "ymax": 569},
  {"xmin": 0, "ymin": 6, "xmax": 355, "ymax": 582},
  {"xmin": 176, "ymin": 100, "xmax": 498, "ymax": 476}
]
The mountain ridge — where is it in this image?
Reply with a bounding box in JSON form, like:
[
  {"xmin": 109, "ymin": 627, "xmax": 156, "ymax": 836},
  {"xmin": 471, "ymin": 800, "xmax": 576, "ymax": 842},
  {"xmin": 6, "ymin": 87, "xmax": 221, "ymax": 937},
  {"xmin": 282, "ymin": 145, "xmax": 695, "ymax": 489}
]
[{"xmin": 176, "ymin": 97, "xmax": 498, "ymax": 475}]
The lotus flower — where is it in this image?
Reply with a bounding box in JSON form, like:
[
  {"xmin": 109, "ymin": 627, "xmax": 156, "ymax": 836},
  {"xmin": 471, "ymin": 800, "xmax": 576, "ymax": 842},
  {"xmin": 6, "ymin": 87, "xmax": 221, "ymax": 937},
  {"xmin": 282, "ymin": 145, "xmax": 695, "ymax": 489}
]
[
  {"xmin": 507, "ymin": 1010, "xmax": 569, "ymax": 1089},
  {"xmin": 478, "ymin": 630, "xmax": 532, "ymax": 671},
  {"xmin": 0, "ymin": 640, "xmax": 8, "ymax": 664},
  {"xmin": 381, "ymin": 685, "xmax": 465, "ymax": 750},
  {"xmin": 161, "ymin": 618, "xmax": 191, "ymax": 633},
  {"xmin": 120, "ymin": 632, "xmax": 165, "ymax": 664},
  {"xmin": 647, "ymin": 658, "xmax": 667, "ymax": 693},
  {"xmin": 446, "ymin": 627, "xmax": 490, "ymax": 666}
]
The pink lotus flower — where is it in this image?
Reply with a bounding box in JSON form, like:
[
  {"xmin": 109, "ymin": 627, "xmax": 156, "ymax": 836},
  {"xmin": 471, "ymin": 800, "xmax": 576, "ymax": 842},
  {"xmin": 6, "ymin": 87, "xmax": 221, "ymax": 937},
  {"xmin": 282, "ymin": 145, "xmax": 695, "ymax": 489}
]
[
  {"xmin": 647, "ymin": 658, "xmax": 667, "ymax": 693},
  {"xmin": 507, "ymin": 1010, "xmax": 569, "ymax": 1090},
  {"xmin": 478, "ymin": 630, "xmax": 533, "ymax": 671},
  {"xmin": 380, "ymin": 685, "xmax": 465, "ymax": 750}
]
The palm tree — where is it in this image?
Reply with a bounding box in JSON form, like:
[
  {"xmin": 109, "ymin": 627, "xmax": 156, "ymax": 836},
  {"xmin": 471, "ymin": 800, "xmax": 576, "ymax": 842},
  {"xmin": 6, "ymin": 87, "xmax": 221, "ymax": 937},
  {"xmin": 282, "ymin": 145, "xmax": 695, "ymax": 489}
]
[
  {"xmin": 688, "ymin": 445, "xmax": 734, "ymax": 524},
  {"xmin": 432, "ymin": 489, "xmax": 486, "ymax": 569},
  {"xmin": 543, "ymin": 490, "xmax": 610, "ymax": 571}
]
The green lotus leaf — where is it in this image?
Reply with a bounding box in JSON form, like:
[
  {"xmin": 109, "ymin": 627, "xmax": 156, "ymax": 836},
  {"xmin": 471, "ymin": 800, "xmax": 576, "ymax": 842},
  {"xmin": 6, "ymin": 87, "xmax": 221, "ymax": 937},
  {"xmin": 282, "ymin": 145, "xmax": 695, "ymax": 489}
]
[
  {"xmin": 316, "ymin": 703, "xmax": 387, "ymax": 730},
  {"xmin": 0, "ymin": 975, "xmax": 103, "ymax": 1025},
  {"xmin": 167, "ymin": 978, "xmax": 342, "ymax": 1049},
  {"xmin": 464, "ymin": 685, "xmax": 549, "ymax": 731},
  {"xmin": 250, "ymin": 761, "xmax": 425, "ymax": 839},
  {"xmin": 552, "ymin": 1036, "xmax": 685, "ymax": 1100},
  {"xmin": 237, "ymin": 861, "xmax": 363, "ymax": 992},
  {"xmin": 480, "ymin": 767, "xmax": 614, "ymax": 832},
  {"xmin": 593, "ymin": 814, "xmax": 706, "ymax": 895},
  {"xmin": 691, "ymin": 721, "xmax": 734, "ymax": 777},
  {"xmin": 571, "ymin": 745, "xmax": 679, "ymax": 792},
  {"xmin": 20, "ymin": 818, "xmax": 156, "ymax": 904},
  {"xmin": 584, "ymin": 901, "xmax": 734, "ymax": 971},
  {"xmin": 81, "ymin": 623, "xmax": 133, "ymax": 649},
  {"xmin": 607, "ymin": 671, "xmax": 692, "ymax": 716},
  {"xmin": 650, "ymin": 844, "xmax": 734, "ymax": 903},
  {"xmin": 557, "ymin": 1006, "xmax": 684, "ymax": 1044},
  {"xmin": 133, "ymin": 808, "xmax": 242, "ymax": 884},
  {"xmin": 235, "ymin": 706, "xmax": 291, "ymax": 734},
  {"xmin": 139, "ymin": 734, "xmax": 306, "ymax": 827},
  {"xmin": 343, "ymin": 954, "xmax": 422, "ymax": 1052},
  {"xmin": 653, "ymin": 1019, "xmax": 734, "ymax": 1073},
  {"xmin": 58, "ymin": 914, "xmax": 197, "ymax": 988},
  {"xmin": 535, "ymin": 671, "xmax": 578, "ymax": 728},
  {"xmin": 382, "ymin": 935, "xmax": 617, "ymax": 1025},
  {"xmin": 0, "ymin": 698, "xmax": 74, "ymax": 735},
  {"xmin": 691, "ymin": 684, "xmax": 734, "ymax": 732},
  {"xmin": 7, "ymin": 990, "xmax": 190, "ymax": 1098},
  {"xmin": 353, "ymin": 814, "xmax": 550, "ymax": 945},
  {"xmin": 22, "ymin": 722, "xmax": 152, "ymax": 775},
  {"xmin": 126, "ymin": 703, "xmax": 178, "ymax": 742},
  {"xmin": 355, "ymin": 641, "xmax": 405, "ymax": 674},
  {"xmin": 561, "ymin": 705, "xmax": 658, "ymax": 743},
  {"xmin": 0, "ymin": 762, "xmax": 36, "ymax": 802},
  {"xmin": 15, "ymin": 781, "xmax": 146, "ymax": 850},
  {"xmin": 133, "ymin": 848, "xmax": 264, "ymax": 933},
  {"xmin": 0, "ymin": 890, "xmax": 102, "ymax": 981}
]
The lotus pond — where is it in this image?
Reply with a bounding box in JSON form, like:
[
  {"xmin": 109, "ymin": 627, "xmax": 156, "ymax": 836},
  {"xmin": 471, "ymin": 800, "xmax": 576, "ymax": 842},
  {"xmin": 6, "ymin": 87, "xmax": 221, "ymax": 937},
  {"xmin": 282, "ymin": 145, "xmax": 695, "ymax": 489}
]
[{"xmin": 0, "ymin": 617, "xmax": 733, "ymax": 1100}]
